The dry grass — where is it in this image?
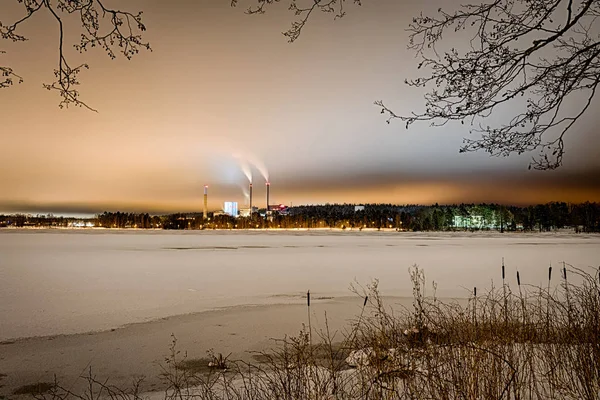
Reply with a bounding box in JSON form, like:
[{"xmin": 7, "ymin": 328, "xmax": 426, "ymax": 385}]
[
  {"xmin": 12, "ymin": 383, "xmax": 54, "ymax": 396},
  {"xmin": 26, "ymin": 261, "xmax": 600, "ymax": 399}
]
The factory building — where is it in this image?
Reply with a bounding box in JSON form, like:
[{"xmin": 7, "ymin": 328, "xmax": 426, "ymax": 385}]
[
  {"xmin": 223, "ymin": 202, "xmax": 239, "ymax": 217},
  {"xmin": 239, "ymin": 207, "xmax": 258, "ymax": 217}
]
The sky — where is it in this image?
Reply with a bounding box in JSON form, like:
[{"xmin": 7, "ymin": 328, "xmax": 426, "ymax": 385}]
[{"xmin": 1, "ymin": 0, "xmax": 599, "ymax": 215}]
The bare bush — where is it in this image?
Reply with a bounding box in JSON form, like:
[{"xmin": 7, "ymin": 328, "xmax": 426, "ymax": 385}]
[{"xmin": 30, "ymin": 262, "xmax": 599, "ymax": 400}]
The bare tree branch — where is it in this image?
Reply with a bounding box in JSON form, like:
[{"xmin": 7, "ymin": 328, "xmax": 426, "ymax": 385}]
[
  {"xmin": 239, "ymin": 0, "xmax": 600, "ymax": 170},
  {"xmin": 0, "ymin": 1, "xmax": 43, "ymax": 89},
  {"xmin": 377, "ymin": 0, "xmax": 600, "ymax": 170},
  {"xmin": 232, "ymin": 0, "xmax": 362, "ymax": 43},
  {"xmin": 0, "ymin": 0, "xmax": 151, "ymax": 111},
  {"xmin": 0, "ymin": 50, "xmax": 23, "ymax": 88}
]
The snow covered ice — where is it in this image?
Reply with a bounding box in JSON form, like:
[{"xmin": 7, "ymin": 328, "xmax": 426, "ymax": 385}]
[{"xmin": 1, "ymin": 229, "xmax": 598, "ymax": 341}]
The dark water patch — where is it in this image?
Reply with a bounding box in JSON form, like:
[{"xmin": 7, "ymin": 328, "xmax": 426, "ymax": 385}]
[
  {"xmin": 301, "ymin": 295, "xmax": 335, "ymax": 300},
  {"xmin": 13, "ymin": 382, "xmax": 54, "ymax": 395},
  {"xmin": 269, "ymin": 294, "xmax": 304, "ymax": 299},
  {"xmin": 252, "ymin": 342, "xmax": 352, "ymax": 369},
  {"xmin": 164, "ymin": 245, "xmax": 275, "ymax": 251},
  {"xmin": 175, "ymin": 358, "xmax": 216, "ymax": 374},
  {"xmin": 510, "ymin": 243, "xmax": 553, "ymax": 246},
  {"xmin": 164, "ymin": 246, "xmax": 238, "ymax": 251},
  {"xmin": 269, "ymin": 293, "xmax": 334, "ymax": 300}
]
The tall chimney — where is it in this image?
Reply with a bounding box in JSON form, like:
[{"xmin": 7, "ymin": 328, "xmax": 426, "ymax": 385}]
[
  {"xmin": 203, "ymin": 185, "xmax": 208, "ymax": 219},
  {"xmin": 248, "ymin": 182, "xmax": 252, "ymax": 217},
  {"xmin": 266, "ymin": 182, "xmax": 270, "ymax": 215}
]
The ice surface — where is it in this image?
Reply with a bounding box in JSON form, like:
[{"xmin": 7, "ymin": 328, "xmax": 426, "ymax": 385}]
[{"xmin": 1, "ymin": 229, "xmax": 598, "ymax": 341}]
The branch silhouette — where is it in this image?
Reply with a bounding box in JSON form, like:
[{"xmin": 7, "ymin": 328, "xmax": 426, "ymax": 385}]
[
  {"xmin": 238, "ymin": 0, "xmax": 600, "ymax": 170},
  {"xmin": 0, "ymin": 0, "xmax": 151, "ymax": 111},
  {"xmin": 231, "ymin": 0, "xmax": 361, "ymax": 42},
  {"xmin": 2, "ymin": 0, "xmax": 598, "ymax": 169},
  {"xmin": 0, "ymin": 50, "xmax": 23, "ymax": 88}
]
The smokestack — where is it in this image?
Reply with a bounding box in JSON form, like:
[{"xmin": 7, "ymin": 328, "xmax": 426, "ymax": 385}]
[
  {"xmin": 203, "ymin": 185, "xmax": 208, "ymax": 219},
  {"xmin": 249, "ymin": 183, "xmax": 253, "ymax": 217},
  {"xmin": 266, "ymin": 182, "xmax": 270, "ymax": 214}
]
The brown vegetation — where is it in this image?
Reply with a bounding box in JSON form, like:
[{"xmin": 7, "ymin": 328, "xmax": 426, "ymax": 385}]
[{"xmin": 26, "ymin": 262, "xmax": 600, "ymax": 399}]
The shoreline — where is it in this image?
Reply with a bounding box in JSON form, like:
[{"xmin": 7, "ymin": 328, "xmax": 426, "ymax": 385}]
[
  {"xmin": 2, "ymin": 231, "xmax": 598, "ymax": 343},
  {"xmin": 0, "ymin": 295, "xmax": 361, "ymax": 344},
  {"xmin": 2, "ymin": 231, "xmax": 598, "ymax": 397},
  {"xmin": 1, "ymin": 226, "xmax": 595, "ymax": 236},
  {"xmin": 0, "ymin": 296, "xmax": 404, "ymax": 396}
]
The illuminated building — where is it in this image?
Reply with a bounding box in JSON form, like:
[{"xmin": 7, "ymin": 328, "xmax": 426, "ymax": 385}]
[{"xmin": 223, "ymin": 201, "xmax": 238, "ymax": 217}]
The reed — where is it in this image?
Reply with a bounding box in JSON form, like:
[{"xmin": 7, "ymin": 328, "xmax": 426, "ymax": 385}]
[{"xmin": 29, "ymin": 261, "xmax": 600, "ymax": 400}]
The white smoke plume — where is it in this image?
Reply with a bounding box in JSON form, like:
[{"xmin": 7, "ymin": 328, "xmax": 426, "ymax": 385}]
[
  {"xmin": 246, "ymin": 155, "xmax": 269, "ymax": 183},
  {"xmin": 233, "ymin": 153, "xmax": 253, "ymax": 183},
  {"xmin": 240, "ymin": 184, "xmax": 250, "ymax": 206},
  {"xmin": 232, "ymin": 152, "xmax": 269, "ymax": 183}
]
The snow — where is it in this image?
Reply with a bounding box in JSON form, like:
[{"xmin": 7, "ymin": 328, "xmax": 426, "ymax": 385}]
[{"xmin": 0, "ymin": 229, "xmax": 598, "ymax": 341}]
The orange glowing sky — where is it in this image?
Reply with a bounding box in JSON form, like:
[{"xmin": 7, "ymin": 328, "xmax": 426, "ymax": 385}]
[{"xmin": 1, "ymin": 0, "xmax": 599, "ymax": 215}]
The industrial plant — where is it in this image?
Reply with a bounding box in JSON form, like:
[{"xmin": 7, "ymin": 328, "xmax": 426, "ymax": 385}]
[{"xmin": 203, "ymin": 180, "xmax": 287, "ymax": 219}]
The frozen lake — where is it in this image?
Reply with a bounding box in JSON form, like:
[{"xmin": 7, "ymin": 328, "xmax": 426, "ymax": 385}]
[{"xmin": 1, "ymin": 229, "xmax": 598, "ymax": 341}]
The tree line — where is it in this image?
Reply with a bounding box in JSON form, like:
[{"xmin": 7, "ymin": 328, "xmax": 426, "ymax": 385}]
[{"xmin": 1, "ymin": 202, "xmax": 598, "ymax": 232}]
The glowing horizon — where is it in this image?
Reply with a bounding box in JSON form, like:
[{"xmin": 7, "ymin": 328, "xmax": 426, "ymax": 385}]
[{"xmin": 2, "ymin": 0, "xmax": 599, "ymax": 215}]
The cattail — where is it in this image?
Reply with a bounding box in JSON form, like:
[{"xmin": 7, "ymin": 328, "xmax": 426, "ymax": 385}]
[
  {"xmin": 307, "ymin": 290, "xmax": 312, "ymax": 347},
  {"xmin": 363, "ymin": 296, "xmax": 368, "ymax": 307},
  {"xmin": 517, "ymin": 271, "xmax": 521, "ymax": 286},
  {"xmin": 546, "ymin": 265, "xmax": 552, "ymax": 340},
  {"xmin": 563, "ymin": 265, "xmax": 567, "ymax": 281},
  {"xmin": 473, "ymin": 287, "xmax": 478, "ymax": 329},
  {"xmin": 502, "ymin": 258, "xmax": 508, "ymax": 325}
]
